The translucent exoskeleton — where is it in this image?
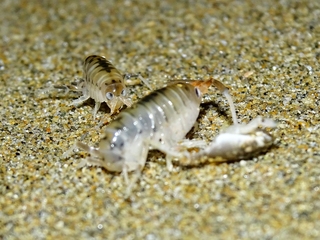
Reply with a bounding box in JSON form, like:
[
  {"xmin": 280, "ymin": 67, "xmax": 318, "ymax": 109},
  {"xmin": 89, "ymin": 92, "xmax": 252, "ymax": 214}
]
[
  {"xmin": 63, "ymin": 79, "xmax": 235, "ymax": 197},
  {"xmin": 178, "ymin": 116, "xmax": 277, "ymax": 166}
]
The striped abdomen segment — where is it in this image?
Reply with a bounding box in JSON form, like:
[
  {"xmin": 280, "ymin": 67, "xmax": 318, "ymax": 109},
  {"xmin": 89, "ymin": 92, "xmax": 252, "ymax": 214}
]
[
  {"xmin": 83, "ymin": 55, "xmax": 124, "ymax": 101},
  {"xmin": 73, "ymin": 55, "xmax": 131, "ymax": 119}
]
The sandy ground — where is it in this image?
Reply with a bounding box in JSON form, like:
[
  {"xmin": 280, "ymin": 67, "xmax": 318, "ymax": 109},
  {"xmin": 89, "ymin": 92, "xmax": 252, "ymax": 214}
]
[{"xmin": 1, "ymin": 0, "xmax": 320, "ymax": 239}]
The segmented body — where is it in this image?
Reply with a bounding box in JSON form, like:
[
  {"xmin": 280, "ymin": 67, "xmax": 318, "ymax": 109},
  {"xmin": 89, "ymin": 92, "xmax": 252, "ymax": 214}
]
[
  {"xmin": 179, "ymin": 117, "xmax": 276, "ymax": 166},
  {"xmin": 72, "ymin": 55, "xmax": 132, "ymax": 118},
  {"xmin": 65, "ymin": 81, "xmax": 210, "ymax": 195},
  {"xmin": 97, "ymin": 82, "xmax": 202, "ymax": 170}
]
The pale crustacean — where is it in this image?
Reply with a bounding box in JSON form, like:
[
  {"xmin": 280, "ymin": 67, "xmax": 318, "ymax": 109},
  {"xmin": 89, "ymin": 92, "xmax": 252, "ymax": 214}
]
[
  {"xmin": 71, "ymin": 55, "xmax": 133, "ymax": 119},
  {"xmin": 63, "ymin": 79, "xmax": 236, "ymax": 196},
  {"xmin": 177, "ymin": 116, "xmax": 276, "ymax": 166},
  {"xmin": 43, "ymin": 55, "xmax": 150, "ymax": 121}
]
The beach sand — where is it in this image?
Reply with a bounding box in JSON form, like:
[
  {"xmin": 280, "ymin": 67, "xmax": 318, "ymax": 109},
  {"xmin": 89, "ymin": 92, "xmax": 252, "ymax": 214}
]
[{"xmin": 1, "ymin": 0, "xmax": 319, "ymax": 239}]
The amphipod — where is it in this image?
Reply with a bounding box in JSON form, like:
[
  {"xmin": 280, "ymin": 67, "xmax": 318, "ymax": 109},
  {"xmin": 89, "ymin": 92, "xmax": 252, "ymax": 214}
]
[
  {"xmin": 63, "ymin": 79, "xmax": 235, "ymax": 196},
  {"xmin": 179, "ymin": 118, "xmax": 277, "ymax": 166},
  {"xmin": 72, "ymin": 55, "xmax": 133, "ymax": 119}
]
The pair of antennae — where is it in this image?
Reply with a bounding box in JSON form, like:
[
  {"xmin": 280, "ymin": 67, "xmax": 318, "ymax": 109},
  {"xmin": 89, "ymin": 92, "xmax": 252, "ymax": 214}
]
[{"xmin": 189, "ymin": 78, "xmax": 238, "ymax": 125}]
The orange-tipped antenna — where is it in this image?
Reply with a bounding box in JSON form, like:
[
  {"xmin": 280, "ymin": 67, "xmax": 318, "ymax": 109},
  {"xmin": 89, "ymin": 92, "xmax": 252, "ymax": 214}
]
[
  {"xmin": 174, "ymin": 78, "xmax": 239, "ymax": 125},
  {"xmin": 191, "ymin": 78, "xmax": 238, "ymax": 125}
]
